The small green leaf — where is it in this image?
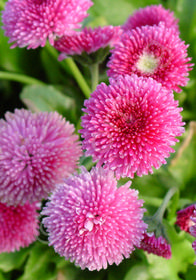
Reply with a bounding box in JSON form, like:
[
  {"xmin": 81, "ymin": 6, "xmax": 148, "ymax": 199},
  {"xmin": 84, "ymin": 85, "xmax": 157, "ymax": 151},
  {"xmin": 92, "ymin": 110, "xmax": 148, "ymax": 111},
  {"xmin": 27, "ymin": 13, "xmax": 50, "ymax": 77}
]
[
  {"xmin": 0, "ymin": 247, "xmax": 31, "ymax": 272},
  {"xmin": 124, "ymin": 264, "xmax": 150, "ymax": 280},
  {"xmin": 20, "ymin": 84, "xmax": 78, "ymax": 123},
  {"xmin": 18, "ymin": 243, "xmax": 61, "ymax": 280}
]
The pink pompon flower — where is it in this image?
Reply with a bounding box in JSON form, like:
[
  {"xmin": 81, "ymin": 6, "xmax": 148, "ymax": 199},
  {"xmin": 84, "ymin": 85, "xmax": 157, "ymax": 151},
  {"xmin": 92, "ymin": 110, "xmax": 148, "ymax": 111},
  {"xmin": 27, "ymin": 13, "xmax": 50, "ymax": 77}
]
[
  {"xmin": 189, "ymin": 210, "xmax": 196, "ymax": 264},
  {"xmin": 107, "ymin": 24, "xmax": 193, "ymax": 93},
  {"xmin": 138, "ymin": 232, "xmax": 171, "ymax": 259},
  {"xmin": 0, "ymin": 109, "xmax": 82, "ymax": 205},
  {"xmin": 0, "ymin": 201, "xmax": 39, "ymax": 253},
  {"xmin": 80, "ymin": 75, "xmax": 184, "ymax": 179},
  {"xmin": 122, "ymin": 4, "xmax": 179, "ymax": 33},
  {"xmin": 176, "ymin": 204, "xmax": 196, "ymax": 233},
  {"xmin": 54, "ymin": 26, "xmax": 122, "ymax": 60},
  {"xmin": 2, "ymin": 0, "xmax": 93, "ymax": 49},
  {"xmin": 42, "ymin": 166, "xmax": 147, "ymax": 271}
]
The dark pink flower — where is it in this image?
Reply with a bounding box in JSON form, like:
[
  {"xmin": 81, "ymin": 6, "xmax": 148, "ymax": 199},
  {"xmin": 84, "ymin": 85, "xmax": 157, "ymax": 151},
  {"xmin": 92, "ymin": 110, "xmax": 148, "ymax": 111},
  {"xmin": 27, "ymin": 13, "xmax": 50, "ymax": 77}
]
[
  {"xmin": 138, "ymin": 232, "xmax": 171, "ymax": 259},
  {"xmin": 80, "ymin": 75, "xmax": 184, "ymax": 179},
  {"xmin": 107, "ymin": 25, "xmax": 193, "ymax": 93},
  {"xmin": 0, "ymin": 109, "xmax": 82, "ymax": 205},
  {"xmin": 122, "ymin": 4, "xmax": 179, "ymax": 33},
  {"xmin": 176, "ymin": 204, "xmax": 196, "ymax": 233},
  {"xmin": 54, "ymin": 26, "xmax": 122, "ymax": 60},
  {"xmin": 0, "ymin": 201, "xmax": 39, "ymax": 253},
  {"xmin": 189, "ymin": 210, "xmax": 196, "ymax": 264},
  {"xmin": 42, "ymin": 166, "xmax": 147, "ymax": 271},
  {"xmin": 2, "ymin": 0, "xmax": 93, "ymax": 49}
]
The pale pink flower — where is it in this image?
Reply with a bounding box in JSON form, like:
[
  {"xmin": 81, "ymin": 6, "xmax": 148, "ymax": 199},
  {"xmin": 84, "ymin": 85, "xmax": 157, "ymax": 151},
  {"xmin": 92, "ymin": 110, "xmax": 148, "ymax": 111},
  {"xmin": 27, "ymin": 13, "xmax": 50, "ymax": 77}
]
[
  {"xmin": 107, "ymin": 25, "xmax": 193, "ymax": 93},
  {"xmin": 2, "ymin": 0, "xmax": 93, "ymax": 49},
  {"xmin": 80, "ymin": 75, "xmax": 184, "ymax": 179},
  {"xmin": 42, "ymin": 166, "xmax": 147, "ymax": 271},
  {"xmin": 54, "ymin": 26, "xmax": 122, "ymax": 60},
  {"xmin": 0, "ymin": 109, "xmax": 82, "ymax": 205},
  {"xmin": 138, "ymin": 232, "xmax": 171, "ymax": 259},
  {"xmin": 176, "ymin": 204, "xmax": 196, "ymax": 233},
  {"xmin": 0, "ymin": 201, "xmax": 39, "ymax": 253},
  {"xmin": 122, "ymin": 4, "xmax": 179, "ymax": 33}
]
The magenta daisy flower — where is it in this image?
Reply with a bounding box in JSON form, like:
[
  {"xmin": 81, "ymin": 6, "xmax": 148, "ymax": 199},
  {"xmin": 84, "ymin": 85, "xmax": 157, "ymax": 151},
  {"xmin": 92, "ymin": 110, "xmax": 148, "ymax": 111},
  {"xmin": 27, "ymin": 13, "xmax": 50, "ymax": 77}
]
[
  {"xmin": 2, "ymin": 0, "xmax": 93, "ymax": 49},
  {"xmin": 122, "ymin": 4, "xmax": 179, "ymax": 33},
  {"xmin": 107, "ymin": 25, "xmax": 192, "ymax": 93},
  {"xmin": 80, "ymin": 75, "xmax": 184, "ymax": 179},
  {"xmin": 176, "ymin": 204, "xmax": 196, "ymax": 233},
  {"xmin": 0, "ymin": 201, "xmax": 39, "ymax": 253},
  {"xmin": 138, "ymin": 232, "xmax": 171, "ymax": 259},
  {"xmin": 0, "ymin": 109, "xmax": 82, "ymax": 205},
  {"xmin": 54, "ymin": 26, "xmax": 122, "ymax": 60},
  {"xmin": 189, "ymin": 210, "xmax": 196, "ymax": 264},
  {"xmin": 42, "ymin": 166, "xmax": 147, "ymax": 271}
]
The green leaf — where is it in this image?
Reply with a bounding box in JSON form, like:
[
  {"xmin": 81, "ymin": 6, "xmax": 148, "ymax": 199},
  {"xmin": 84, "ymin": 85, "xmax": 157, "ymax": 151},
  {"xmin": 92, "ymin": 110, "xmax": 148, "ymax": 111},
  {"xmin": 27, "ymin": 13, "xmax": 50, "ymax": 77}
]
[
  {"xmin": 124, "ymin": 264, "xmax": 150, "ymax": 280},
  {"xmin": 18, "ymin": 243, "xmax": 62, "ymax": 280},
  {"xmin": 20, "ymin": 84, "xmax": 78, "ymax": 124},
  {"xmin": 0, "ymin": 247, "xmax": 31, "ymax": 273}
]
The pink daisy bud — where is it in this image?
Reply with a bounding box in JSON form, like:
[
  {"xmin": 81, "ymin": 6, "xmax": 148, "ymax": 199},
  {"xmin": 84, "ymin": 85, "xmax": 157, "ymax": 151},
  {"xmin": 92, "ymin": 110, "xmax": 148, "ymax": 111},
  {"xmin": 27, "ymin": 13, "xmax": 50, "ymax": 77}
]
[
  {"xmin": 54, "ymin": 26, "xmax": 122, "ymax": 61},
  {"xmin": 80, "ymin": 75, "xmax": 184, "ymax": 179},
  {"xmin": 2, "ymin": 0, "xmax": 93, "ymax": 49},
  {"xmin": 107, "ymin": 24, "xmax": 193, "ymax": 93},
  {"xmin": 0, "ymin": 201, "xmax": 39, "ymax": 253},
  {"xmin": 122, "ymin": 4, "xmax": 179, "ymax": 33},
  {"xmin": 0, "ymin": 109, "xmax": 82, "ymax": 205},
  {"xmin": 42, "ymin": 166, "xmax": 147, "ymax": 271},
  {"xmin": 138, "ymin": 232, "xmax": 171, "ymax": 259},
  {"xmin": 176, "ymin": 204, "xmax": 196, "ymax": 233}
]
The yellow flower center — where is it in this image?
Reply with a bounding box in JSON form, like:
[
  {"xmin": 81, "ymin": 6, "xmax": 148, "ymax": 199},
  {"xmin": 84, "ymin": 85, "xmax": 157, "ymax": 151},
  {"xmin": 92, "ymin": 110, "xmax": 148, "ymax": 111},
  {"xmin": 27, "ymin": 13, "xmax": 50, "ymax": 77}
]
[{"xmin": 136, "ymin": 52, "xmax": 159, "ymax": 74}]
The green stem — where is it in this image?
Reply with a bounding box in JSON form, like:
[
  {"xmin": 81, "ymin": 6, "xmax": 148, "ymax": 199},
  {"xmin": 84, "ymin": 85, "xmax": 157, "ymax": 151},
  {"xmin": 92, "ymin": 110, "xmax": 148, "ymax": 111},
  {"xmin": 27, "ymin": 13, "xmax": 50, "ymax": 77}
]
[
  {"xmin": 90, "ymin": 63, "xmax": 99, "ymax": 91},
  {"xmin": 45, "ymin": 44, "xmax": 91, "ymax": 99},
  {"xmin": 0, "ymin": 71, "xmax": 45, "ymax": 85},
  {"xmin": 140, "ymin": 196, "xmax": 163, "ymax": 208},
  {"xmin": 154, "ymin": 187, "xmax": 177, "ymax": 221}
]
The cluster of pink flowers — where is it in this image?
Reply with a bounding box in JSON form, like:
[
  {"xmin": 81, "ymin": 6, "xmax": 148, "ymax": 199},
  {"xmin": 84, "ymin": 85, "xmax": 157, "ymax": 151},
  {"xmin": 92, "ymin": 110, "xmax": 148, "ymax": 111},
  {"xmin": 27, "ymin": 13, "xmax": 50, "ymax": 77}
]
[
  {"xmin": 0, "ymin": 109, "xmax": 81, "ymax": 252},
  {"xmin": 1, "ymin": 0, "xmax": 195, "ymax": 272}
]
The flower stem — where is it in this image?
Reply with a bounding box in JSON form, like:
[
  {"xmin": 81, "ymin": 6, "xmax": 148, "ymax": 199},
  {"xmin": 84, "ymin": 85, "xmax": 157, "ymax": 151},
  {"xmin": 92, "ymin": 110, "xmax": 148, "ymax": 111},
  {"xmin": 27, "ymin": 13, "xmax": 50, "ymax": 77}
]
[
  {"xmin": 90, "ymin": 63, "xmax": 99, "ymax": 91},
  {"xmin": 0, "ymin": 71, "xmax": 45, "ymax": 85},
  {"xmin": 45, "ymin": 44, "xmax": 91, "ymax": 99},
  {"xmin": 154, "ymin": 187, "xmax": 177, "ymax": 221}
]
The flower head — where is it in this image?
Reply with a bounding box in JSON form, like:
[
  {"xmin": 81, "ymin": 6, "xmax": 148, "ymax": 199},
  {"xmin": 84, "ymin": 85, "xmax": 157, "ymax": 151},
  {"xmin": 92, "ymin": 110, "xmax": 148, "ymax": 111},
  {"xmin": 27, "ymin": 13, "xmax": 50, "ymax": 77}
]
[
  {"xmin": 0, "ymin": 109, "xmax": 81, "ymax": 205},
  {"xmin": 0, "ymin": 201, "xmax": 39, "ymax": 253},
  {"xmin": 176, "ymin": 204, "xmax": 196, "ymax": 233},
  {"xmin": 122, "ymin": 4, "xmax": 179, "ymax": 33},
  {"xmin": 189, "ymin": 210, "xmax": 196, "ymax": 264},
  {"xmin": 138, "ymin": 232, "xmax": 171, "ymax": 259},
  {"xmin": 2, "ymin": 0, "xmax": 93, "ymax": 49},
  {"xmin": 55, "ymin": 26, "xmax": 122, "ymax": 61},
  {"xmin": 107, "ymin": 25, "xmax": 193, "ymax": 92},
  {"xmin": 80, "ymin": 75, "xmax": 184, "ymax": 179},
  {"xmin": 42, "ymin": 166, "xmax": 147, "ymax": 271}
]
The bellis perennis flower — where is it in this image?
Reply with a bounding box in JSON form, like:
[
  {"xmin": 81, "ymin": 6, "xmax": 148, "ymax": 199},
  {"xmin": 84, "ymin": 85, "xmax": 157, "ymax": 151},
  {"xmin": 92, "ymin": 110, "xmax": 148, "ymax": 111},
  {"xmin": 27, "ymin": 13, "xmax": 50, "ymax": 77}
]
[
  {"xmin": 0, "ymin": 109, "xmax": 81, "ymax": 205},
  {"xmin": 42, "ymin": 166, "xmax": 147, "ymax": 271},
  {"xmin": 2, "ymin": 0, "xmax": 93, "ymax": 49},
  {"xmin": 107, "ymin": 24, "xmax": 193, "ymax": 93},
  {"xmin": 55, "ymin": 26, "xmax": 122, "ymax": 61},
  {"xmin": 138, "ymin": 232, "xmax": 171, "ymax": 259},
  {"xmin": 122, "ymin": 4, "xmax": 179, "ymax": 33},
  {"xmin": 0, "ymin": 201, "xmax": 39, "ymax": 253},
  {"xmin": 80, "ymin": 75, "xmax": 184, "ymax": 179},
  {"xmin": 176, "ymin": 204, "xmax": 196, "ymax": 233}
]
